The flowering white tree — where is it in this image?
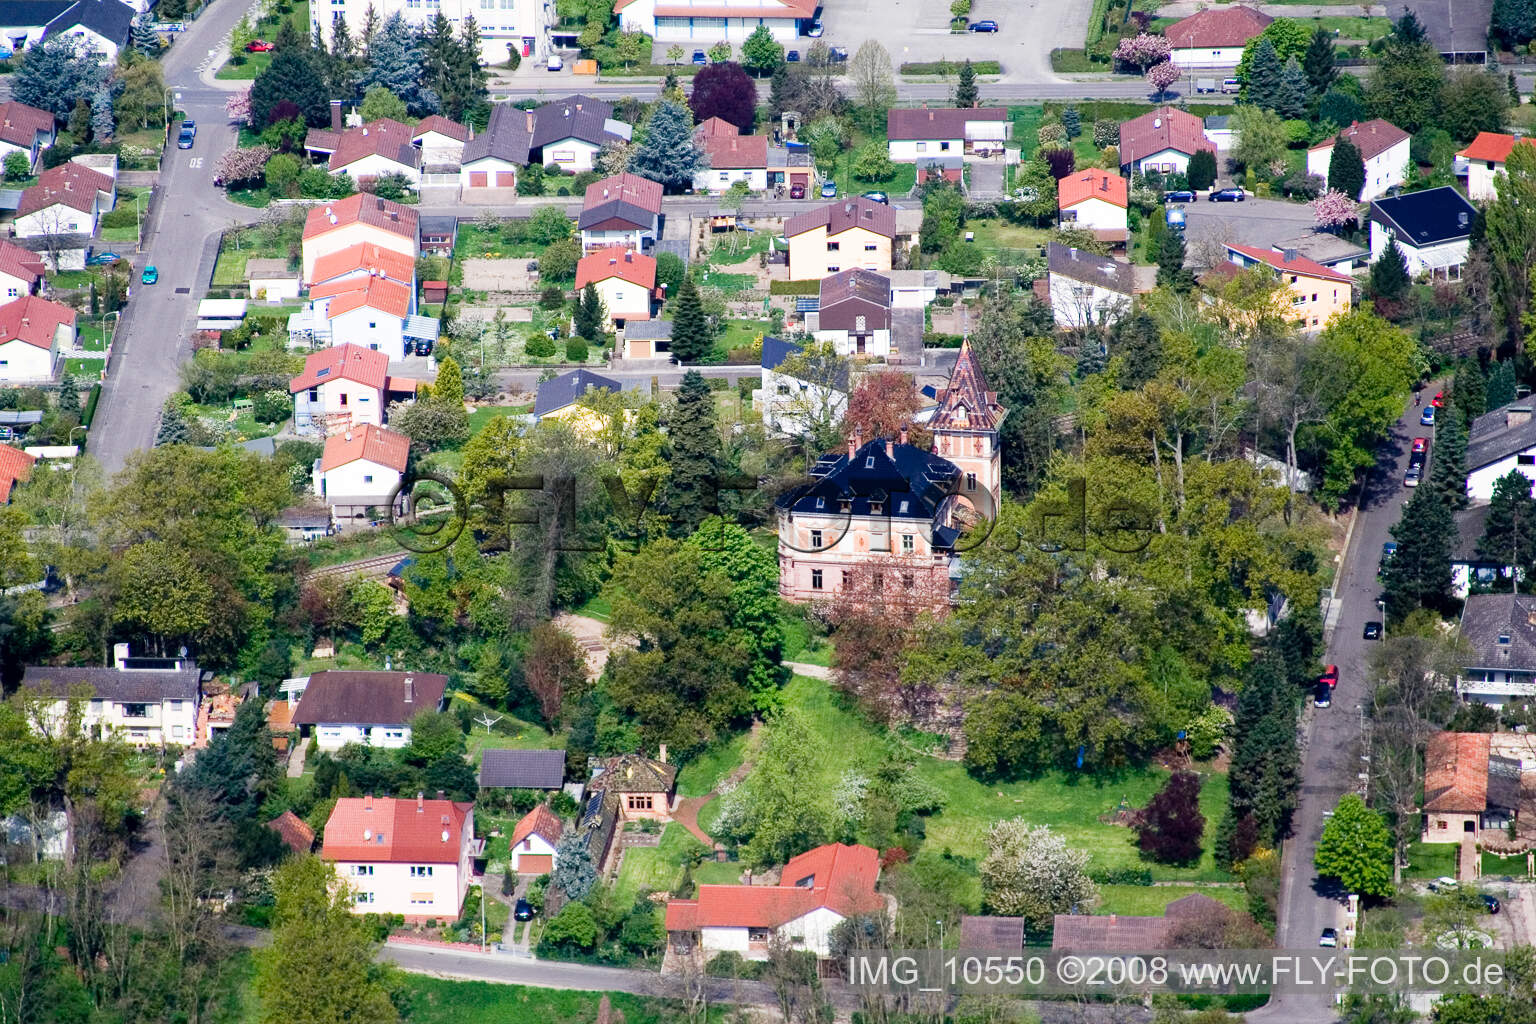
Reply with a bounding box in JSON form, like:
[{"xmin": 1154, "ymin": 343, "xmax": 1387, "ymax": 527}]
[
  {"xmin": 1147, "ymin": 60, "xmax": 1181, "ymax": 101},
  {"xmin": 1311, "ymin": 188, "xmax": 1359, "ymax": 230},
  {"xmin": 1113, "ymin": 32, "xmax": 1172, "ymax": 72},
  {"xmin": 979, "ymin": 819, "xmax": 1098, "ymax": 930},
  {"xmin": 225, "ymin": 89, "xmax": 252, "ymax": 126}
]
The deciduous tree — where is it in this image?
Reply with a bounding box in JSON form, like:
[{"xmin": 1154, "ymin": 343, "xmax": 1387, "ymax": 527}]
[
  {"xmin": 847, "ymin": 40, "xmax": 896, "ymax": 133},
  {"xmin": 741, "ymin": 24, "xmax": 784, "ymax": 74},
  {"xmin": 525, "ymin": 622, "xmax": 587, "ymax": 725},
  {"xmin": 688, "ymin": 61, "xmax": 756, "ymax": 131},
  {"xmin": 1315, "ymin": 794, "xmax": 1392, "ymax": 898},
  {"xmin": 1135, "ymin": 772, "xmax": 1206, "ymax": 865},
  {"xmin": 979, "ymin": 820, "xmax": 1097, "ymax": 931}
]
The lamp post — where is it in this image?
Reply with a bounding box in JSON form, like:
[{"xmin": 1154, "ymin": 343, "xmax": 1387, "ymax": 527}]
[{"xmin": 1377, "ymin": 599, "xmax": 1386, "ymax": 643}]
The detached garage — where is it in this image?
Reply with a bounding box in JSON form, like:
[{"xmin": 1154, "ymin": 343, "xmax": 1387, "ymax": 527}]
[{"xmin": 509, "ymin": 804, "xmax": 562, "ymax": 874}]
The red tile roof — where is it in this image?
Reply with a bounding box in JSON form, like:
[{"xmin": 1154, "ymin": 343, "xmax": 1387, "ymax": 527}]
[
  {"xmin": 312, "ymin": 274, "xmax": 413, "ymax": 319},
  {"xmin": 694, "ymin": 116, "xmax": 739, "ymax": 140},
  {"xmin": 701, "ymin": 132, "xmax": 768, "ymax": 170},
  {"xmin": 576, "ymin": 246, "xmax": 658, "ymax": 290},
  {"xmin": 413, "ymin": 115, "xmax": 469, "ymax": 143},
  {"xmin": 17, "ymin": 161, "xmax": 113, "ymax": 218},
  {"xmin": 0, "ymin": 443, "xmax": 34, "ymax": 503},
  {"xmin": 0, "ymin": 294, "xmax": 72, "ymax": 350},
  {"xmin": 1308, "ymin": 119, "xmax": 1410, "ymax": 162},
  {"xmin": 288, "ymin": 343, "xmax": 390, "ymax": 393},
  {"xmin": 1057, "ymin": 169, "xmax": 1128, "ymax": 211},
  {"xmin": 319, "ymin": 423, "xmax": 410, "ymax": 473},
  {"xmin": 582, "ymin": 172, "xmax": 663, "ymax": 215},
  {"xmin": 784, "ymin": 196, "xmax": 897, "ymax": 240},
  {"xmin": 664, "ymin": 843, "xmax": 881, "ymax": 931},
  {"xmin": 1165, "ymin": 4, "xmax": 1271, "ymax": 48},
  {"xmin": 0, "ymin": 101, "xmax": 52, "ymax": 150},
  {"xmin": 511, "ymin": 805, "xmax": 563, "ymax": 849},
  {"xmin": 328, "ymin": 118, "xmax": 419, "ymax": 173},
  {"xmin": 1458, "ymin": 131, "xmax": 1533, "ymax": 164},
  {"xmin": 1118, "ymin": 106, "xmax": 1215, "ymax": 166},
  {"xmin": 321, "ymin": 795, "xmax": 473, "ymax": 864},
  {"xmin": 310, "ymin": 242, "xmax": 416, "ymax": 289},
  {"xmin": 1424, "ymin": 732, "xmax": 1491, "ymax": 813},
  {"xmin": 0, "ymin": 239, "xmax": 45, "ymax": 286},
  {"xmin": 886, "ymin": 106, "xmax": 1008, "ymax": 141},
  {"xmin": 930, "ymin": 338, "xmax": 1006, "ymax": 433},
  {"xmin": 266, "ymin": 810, "xmax": 316, "ymax": 855},
  {"xmin": 302, "ymin": 193, "xmax": 418, "ymax": 241},
  {"xmin": 1226, "ymin": 243, "xmax": 1353, "ymax": 284}
]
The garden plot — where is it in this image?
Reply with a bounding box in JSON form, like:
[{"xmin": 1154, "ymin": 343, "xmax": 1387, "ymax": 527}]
[{"xmin": 462, "ymin": 259, "xmax": 538, "ymax": 292}]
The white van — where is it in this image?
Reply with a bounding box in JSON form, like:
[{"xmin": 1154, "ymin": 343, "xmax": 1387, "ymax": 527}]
[
  {"xmin": 1221, "ymin": 78, "xmax": 1240, "ymax": 94},
  {"xmin": 547, "ymin": 53, "xmax": 564, "ymax": 71},
  {"xmin": 1196, "ymin": 78, "xmax": 1217, "ymax": 94}
]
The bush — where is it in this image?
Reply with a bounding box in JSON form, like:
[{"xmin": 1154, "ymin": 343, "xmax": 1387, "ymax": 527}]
[
  {"xmin": 539, "ymin": 286, "xmax": 566, "ymax": 310},
  {"xmin": 565, "ymin": 337, "xmax": 589, "ymax": 361},
  {"xmin": 525, "ymin": 333, "xmax": 557, "ymax": 358},
  {"xmin": 540, "ymin": 237, "xmax": 580, "ymax": 283},
  {"xmin": 1089, "ymin": 867, "xmax": 1153, "ymax": 885},
  {"xmin": 253, "ymin": 388, "xmax": 290, "ymax": 423},
  {"xmin": 100, "ymin": 205, "xmax": 140, "ymax": 229}
]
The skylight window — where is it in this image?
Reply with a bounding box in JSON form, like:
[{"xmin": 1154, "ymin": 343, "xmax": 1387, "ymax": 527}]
[{"xmin": 865, "ymin": 456, "xmax": 875, "ymax": 468}]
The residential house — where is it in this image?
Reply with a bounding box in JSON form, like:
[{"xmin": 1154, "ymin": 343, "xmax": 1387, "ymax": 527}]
[
  {"xmin": 419, "ymin": 215, "xmax": 458, "ymax": 256},
  {"xmin": 245, "ymin": 258, "xmax": 300, "ymax": 302},
  {"xmin": 508, "ymin": 804, "xmax": 561, "ymax": 874},
  {"xmin": 0, "ymin": 0, "xmax": 72, "ymax": 54},
  {"xmin": 887, "ymin": 269, "xmax": 955, "ymax": 309},
  {"xmin": 1458, "ymin": 592, "xmax": 1536, "ymax": 706},
  {"xmin": 478, "ymin": 748, "xmax": 567, "ymax": 790},
  {"xmin": 276, "ymin": 506, "xmax": 333, "ymax": 544},
  {"xmin": 1164, "ymin": 4, "xmax": 1271, "ymax": 68},
  {"xmin": 1369, "ymin": 186, "xmax": 1477, "ymax": 281},
  {"xmin": 298, "ymin": 274, "xmax": 419, "ymax": 359},
  {"xmin": 1223, "ymin": 243, "xmax": 1352, "ymax": 331},
  {"xmin": 303, "ymin": 117, "xmax": 422, "ymax": 188},
  {"xmin": 1458, "ymin": 131, "xmax": 1531, "ymax": 201},
  {"xmin": 775, "ymin": 341, "xmax": 1004, "ymax": 604},
  {"xmin": 0, "ymin": 239, "xmax": 44, "ymax": 301},
  {"xmin": 1422, "ymin": 732, "xmax": 1519, "ymax": 841},
  {"xmin": 533, "ymin": 367, "xmax": 624, "ymax": 428},
  {"xmin": 290, "ymin": 669, "xmax": 449, "ymax": 750},
  {"xmin": 664, "ymin": 843, "xmax": 882, "ymax": 959},
  {"xmin": 1269, "ymin": 232, "xmax": 1369, "ymax": 277},
  {"xmin": 1052, "ymin": 893, "xmax": 1233, "ymax": 949},
  {"xmin": 784, "ymin": 197, "xmax": 896, "ymax": 281},
  {"xmin": 19, "ymin": 644, "xmax": 201, "ymax": 746},
  {"xmin": 811, "ymin": 268, "xmax": 891, "ymax": 357},
  {"xmin": 1467, "ymin": 401, "xmax": 1536, "ymax": 501},
  {"xmin": 413, "ymin": 116, "xmax": 469, "ymax": 185},
  {"xmin": 321, "ymin": 794, "xmax": 481, "ymax": 920},
  {"xmin": 576, "ymin": 790, "xmax": 620, "ymax": 871},
  {"xmin": 458, "ymin": 103, "xmax": 528, "ymax": 194},
  {"xmin": 1450, "ymin": 503, "xmax": 1509, "ymax": 597},
  {"xmin": 574, "ymin": 246, "xmax": 658, "ymax": 327},
  {"xmin": 1057, "ymin": 168, "xmax": 1128, "ymax": 245},
  {"xmin": 578, "ymin": 172, "xmax": 663, "ymax": 251},
  {"xmin": 309, "ymin": 242, "xmax": 416, "ymax": 294},
  {"xmin": 620, "ymin": 318, "xmax": 672, "ymax": 360},
  {"xmin": 0, "ymin": 294, "xmax": 71, "ymax": 382},
  {"xmin": 42, "ymin": 0, "xmax": 135, "ymax": 62},
  {"xmin": 885, "ymin": 107, "xmax": 1012, "ymax": 163},
  {"xmin": 0, "ymin": 442, "xmax": 34, "ymax": 502},
  {"xmin": 311, "ymin": 423, "xmax": 411, "ymax": 519},
  {"xmin": 756, "ymin": 335, "xmax": 849, "ymax": 438},
  {"xmin": 1047, "ymin": 242, "xmax": 1138, "ymax": 330},
  {"xmin": 0, "ymin": 101, "xmax": 53, "ymax": 172},
  {"xmin": 1117, "ymin": 106, "xmax": 1216, "ymax": 177},
  {"xmin": 311, "ymin": 0, "xmax": 553, "ymax": 65},
  {"xmin": 459, "ymin": 97, "xmax": 631, "ymax": 191},
  {"xmin": 1305, "ymin": 119, "xmax": 1411, "ymax": 202},
  {"xmin": 300, "ymin": 193, "xmax": 418, "ymax": 286},
  {"xmin": 12, "ymin": 161, "xmax": 115, "ymax": 269},
  {"xmin": 586, "ymin": 749, "xmax": 677, "ymax": 822},
  {"xmin": 266, "ymin": 810, "xmax": 316, "ymax": 856},
  {"xmin": 615, "ymin": 0, "xmax": 812, "ymax": 42},
  {"xmin": 694, "ymin": 120, "xmax": 769, "ymax": 192},
  {"xmin": 959, "ymin": 916, "xmax": 1026, "ymax": 950},
  {"xmin": 288, "ymin": 343, "xmax": 398, "ymax": 435}
]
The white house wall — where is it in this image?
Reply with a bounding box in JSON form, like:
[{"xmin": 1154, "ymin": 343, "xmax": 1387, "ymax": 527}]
[
  {"xmin": 694, "ymin": 166, "xmax": 767, "ymax": 191},
  {"xmin": 1307, "ymin": 139, "xmax": 1409, "ymax": 202},
  {"xmin": 0, "ymin": 337, "xmax": 53, "ymax": 381},
  {"xmin": 1060, "ymin": 196, "xmax": 1126, "ymax": 232},
  {"xmin": 1468, "ymin": 451, "xmax": 1536, "ymax": 502},
  {"xmin": 888, "ymin": 138, "xmax": 963, "ymax": 163},
  {"xmin": 313, "ymin": 722, "xmax": 412, "ymax": 751},
  {"xmin": 329, "ymin": 305, "xmax": 408, "ymax": 360},
  {"xmin": 316, "ymin": 459, "xmax": 404, "ymax": 512},
  {"xmin": 335, "ymin": 153, "xmax": 421, "ymax": 187},
  {"xmin": 1369, "ymin": 221, "xmax": 1468, "ymax": 279},
  {"xmin": 1169, "ymin": 45, "xmax": 1245, "ymax": 68},
  {"xmin": 1048, "ymin": 273, "xmax": 1130, "ymax": 329}
]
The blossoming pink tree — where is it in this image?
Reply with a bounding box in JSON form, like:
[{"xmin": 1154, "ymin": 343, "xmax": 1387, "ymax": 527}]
[
  {"xmin": 214, "ymin": 145, "xmax": 272, "ymax": 188},
  {"xmin": 1147, "ymin": 60, "xmax": 1181, "ymax": 101},
  {"xmin": 1311, "ymin": 189, "xmax": 1359, "ymax": 230},
  {"xmin": 225, "ymin": 89, "xmax": 251, "ymax": 127},
  {"xmin": 1114, "ymin": 33, "xmax": 1172, "ymax": 72}
]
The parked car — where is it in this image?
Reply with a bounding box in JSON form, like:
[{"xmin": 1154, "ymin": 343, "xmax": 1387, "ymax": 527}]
[
  {"xmin": 1427, "ymin": 877, "xmax": 1458, "ymax": 893},
  {"xmin": 1164, "ymin": 189, "xmax": 1196, "ymax": 203},
  {"xmin": 1404, "ymin": 464, "xmax": 1421, "ymax": 487},
  {"xmin": 1314, "ymin": 682, "xmax": 1332, "ymax": 709},
  {"xmin": 821, "ymin": 181, "xmax": 838, "ymax": 198},
  {"xmin": 805, "ymin": 19, "xmax": 823, "ymax": 36},
  {"xmin": 547, "ymin": 53, "xmax": 563, "ymax": 70},
  {"xmin": 789, "ymin": 183, "xmax": 806, "ymax": 199},
  {"xmin": 245, "ymin": 39, "xmax": 273, "ymax": 52},
  {"xmin": 1221, "ymin": 78, "xmax": 1240, "ymax": 93},
  {"xmin": 177, "ymin": 120, "xmax": 196, "ymax": 149},
  {"xmin": 861, "ymin": 190, "xmax": 889, "ymax": 204},
  {"xmin": 1379, "ymin": 541, "xmax": 1398, "ymax": 578},
  {"xmin": 1363, "ymin": 620, "xmax": 1382, "ymax": 640},
  {"xmin": 1421, "ymin": 406, "xmax": 1436, "ymax": 426},
  {"xmin": 830, "ymin": 46, "xmax": 849, "ymax": 61},
  {"xmin": 1412, "ymin": 437, "xmax": 1428, "ymax": 453},
  {"xmin": 1209, "ymin": 187, "xmax": 1246, "ymax": 202},
  {"xmin": 691, "ymin": 49, "xmax": 707, "ymax": 65},
  {"xmin": 1319, "ymin": 664, "xmax": 1339, "ymax": 688},
  {"xmin": 514, "ymin": 898, "xmax": 535, "ymax": 921},
  {"xmin": 786, "ymin": 49, "xmax": 800, "ymax": 62},
  {"xmin": 140, "ymin": 265, "xmax": 157, "ymax": 285},
  {"xmin": 1432, "ymin": 391, "xmax": 1445, "ymax": 408},
  {"xmin": 1482, "ymin": 893, "xmax": 1502, "ymax": 914},
  {"xmin": 85, "ymin": 251, "xmax": 122, "ymax": 266},
  {"xmin": 1319, "ymin": 928, "xmax": 1338, "ymax": 948},
  {"xmin": 969, "ymin": 19, "xmax": 999, "ymax": 31},
  {"xmin": 414, "ymin": 339, "xmax": 434, "ymax": 357}
]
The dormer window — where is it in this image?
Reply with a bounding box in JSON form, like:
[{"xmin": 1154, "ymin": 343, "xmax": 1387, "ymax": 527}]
[
  {"xmin": 816, "ymin": 497, "xmax": 825, "ymax": 509},
  {"xmin": 839, "ymin": 499, "xmax": 851, "ymax": 513},
  {"xmin": 1500, "ymin": 633, "xmax": 1513, "ymax": 645},
  {"xmin": 871, "ymin": 501, "xmax": 883, "ymax": 515}
]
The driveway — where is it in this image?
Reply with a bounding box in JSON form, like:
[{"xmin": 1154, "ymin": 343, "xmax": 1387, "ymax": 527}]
[{"xmin": 968, "ymin": 158, "xmax": 1005, "ymax": 199}]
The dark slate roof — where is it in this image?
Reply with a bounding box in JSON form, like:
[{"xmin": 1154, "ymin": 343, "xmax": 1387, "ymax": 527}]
[
  {"xmin": 531, "ymin": 96, "xmax": 616, "ymax": 149},
  {"xmin": 588, "ymin": 752, "xmax": 678, "ymax": 794},
  {"xmin": 623, "ymin": 319, "xmax": 672, "ymax": 341},
  {"xmin": 20, "ymin": 663, "xmax": 201, "ymax": 702},
  {"xmin": 1453, "ymin": 502, "xmax": 1495, "ymax": 564},
  {"xmin": 775, "ymin": 438, "xmax": 962, "ymax": 528},
  {"xmin": 45, "ymin": 0, "xmax": 134, "ymax": 45},
  {"xmin": 0, "ymin": 0, "xmax": 72, "ymax": 28},
  {"xmin": 289, "ymin": 670, "xmax": 448, "ymax": 727},
  {"xmin": 959, "ymin": 916, "xmax": 1025, "ymax": 950},
  {"xmin": 577, "ymin": 790, "xmax": 619, "ymax": 864},
  {"xmin": 578, "ymin": 199, "xmax": 655, "ymax": 232},
  {"xmin": 1467, "ymin": 401, "xmax": 1536, "ymax": 471},
  {"xmin": 1461, "ymin": 592, "xmax": 1536, "ymax": 671},
  {"xmin": 479, "ymin": 748, "xmax": 567, "ymax": 789},
  {"xmin": 818, "ymin": 269, "xmax": 891, "ymax": 332},
  {"xmin": 279, "ymin": 506, "xmax": 332, "ymax": 529},
  {"xmin": 419, "ymin": 215, "xmax": 457, "ymax": 238},
  {"xmin": 1047, "ymin": 241, "xmax": 1136, "ymax": 294},
  {"xmin": 1369, "ymin": 186, "xmax": 1476, "ymax": 249},
  {"xmin": 1402, "ymin": 0, "xmax": 1493, "ymax": 57},
  {"xmin": 461, "ymin": 103, "xmax": 533, "ymax": 166},
  {"xmin": 533, "ymin": 368, "xmax": 622, "ymax": 418},
  {"xmin": 761, "ymin": 335, "xmax": 850, "ymax": 389}
]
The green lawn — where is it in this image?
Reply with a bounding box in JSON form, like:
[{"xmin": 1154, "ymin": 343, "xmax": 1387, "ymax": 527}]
[
  {"xmin": 455, "ymin": 222, "xmax": 546, "ymax": 259},
  {"xmin": 675, "ymin": 732, "xmax": 753, "ymax": 798},
  {"xmin": 65, "ymin": 357, "xmax": 105, "ymax": 378},
  {"xmin": 703, "ymin": 230, "xmax": 770, "ymax": 268},
  {"xmin": 212, "ymin": 248, "xmax": 250, "ymax": 287},
  {"xmin": 76, "ymin": 324, "xmax": 108, "ymax": 351},
  {"xmin": 573, "ymin": 592, "xmax": 612, "ymax": 621},
  {"xmin": 1303, "ymin": 15, "xmax": 1390, "ymax": 41},
  {"xmin": 701, "ymin": 318, "xmax": 769, "ymax": 364},
  {"xmin": 466, "ymin": 403, "xmax": 533, "ymax": 435},
  {"xmin": 967, "ymin": 218, "xmax": 1054, "ymax": 254},
  {"xmin": 613, "ymin": 823, "xmax": 709, "ymax": 905},
  {"xmin": 215, "ymin": 0, "xmax": 311, "ymax": 79},
  {"xmin": 1404, "ymin": 841, "xmax": 1460, "ymax": 880},
  {"xmin": 1096, "ymin": 884, "xmax": 1244, "ymax": 916},
  {"xmin": 1482, "ymin": 851, "xmax": 1529, "ymax": 878},
  {"xmin": 401, "ymin": 977, "xmax": 699, "ymax": 1024},
  {"xmin": 697, "ymin": 270, "xmax": 757, "ymax": 295},
  {"xmin": 694, "ymin": 860, "xmax": 745, "ymax": 885}
]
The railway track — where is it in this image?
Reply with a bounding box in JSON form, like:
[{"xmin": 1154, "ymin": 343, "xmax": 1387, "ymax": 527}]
[{"xmin": 304, "ymin": 553, "xmax": 406, "ymax": 580}]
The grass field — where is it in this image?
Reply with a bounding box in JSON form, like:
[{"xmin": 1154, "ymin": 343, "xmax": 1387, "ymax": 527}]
[
  {"xmin": 215, "ymin": 1, "xmax": 311, "ymax": 80},
  {"xmin": 1096, "ymin": 884, "xmax": 1245, "ymax": 916},
  {"xmin": 967, "ymin": 219, "xmax": 1053, "ymax": 254},
  {"xmin": 402, "ymin": 977, "xmax": 696, "ymax": 1024},
  {"xmin": 675, "ymin": 732, "xmax": 752, "ymax": 798},
  {"xmin": 64, "ymin": 357, "xmax": 105, "ymax": 378},
  {"xmin": 1483, "ymin": 851, "xmax": 1529, "ymax": 878},
  {"xmin": 466, "ymin": 404, "xmax": 533, "ymax": 435},
  {"xmin": 1404, "ymin": 841, "xmax": 1459, "ymax": 880},
  {"xmin": 613, "ymin": 823, "xmax": 709, "ymax": 904}
]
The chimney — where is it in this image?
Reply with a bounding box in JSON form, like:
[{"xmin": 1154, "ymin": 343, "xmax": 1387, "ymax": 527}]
[
  {"xmin": 1459, "ymin": 212, "xmax": 1469, "ymax": 228},
  {"xmin": 417, "ymin": 791, "xmax": 424, "ymax": 812},
  {"xmin": 1509, "ymin": 406, "xmax": 1532, "ymax": 428},
  {"xmin": 847, "ymin": 434, "xmax": 857, "ymax": 459},
  {"xmin": 885, "ymin": 438, "xmax": 894, "ymax": 458},
  {"xmin": 404, "ymin": 676, "xmax": 414, "ymax": 703},
  {"xmin": 436, "ymin": 790, "xmax": 445, "ymax": 800},
  {"xmin": 1100, "ymin": 176, "xmax": 1108, "ymax": 191},
  {"xmin": 1070, "ymin": 247, "xmax": 1079, "ymax": 260},
  {"xmin": 899, "ymin": 424, "xmax": 909, "ymax": 446},
  {"xmin": 365, "ymin": 793, "xmax": 373, "ymax": 811},
  {"xmin": 625, "ymin": 251, "xmax": 633, "ymax": 263},
  {"xmin": 344, "ymin": 429, "xmax": 353, "ymax": 442},
  {"xmin": 1153, "ymin": 118, "xmax": 1161, "ymax": 129},
  {"xmin": 658, "ymin": 744, "xmax": 667, "ymax": 764},
  {"xmin": 331, "ymin": 100, "xmax": 342, "ymax": 132}
]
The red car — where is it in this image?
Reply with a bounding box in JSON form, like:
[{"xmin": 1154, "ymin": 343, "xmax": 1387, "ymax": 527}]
[
  {"xmin": 789, "ymin": 183, "xmax": 806, "ymax": 199},
  {"xmin": 246, "ymin": 39, "xmax": 274, "ymax": 52},
  {"xmin": 1412, "ymin": 438, "xmax": 1427, "ymax": 453},
  {"xmin": 1319, "ymin": 665, "xmax": 1339, "ymax": 688},
  {"xmin": 1432, "ymin": 392, "xmax": 1444, "ymax": 408}
]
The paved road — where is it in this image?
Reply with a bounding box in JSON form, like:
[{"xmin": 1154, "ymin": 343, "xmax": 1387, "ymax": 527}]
[
  {"xmin": 86, "ymin": 3, "xmax": 260, "ymax": 475},
  {"xmin": 1255, "ymin": 397, "xmax": 1427, "ymax": 1023}
]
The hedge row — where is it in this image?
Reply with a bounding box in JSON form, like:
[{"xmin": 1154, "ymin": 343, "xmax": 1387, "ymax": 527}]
[{"xmin": 768, "ymin": 279, "xmax": 820, "ymax": 295}]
